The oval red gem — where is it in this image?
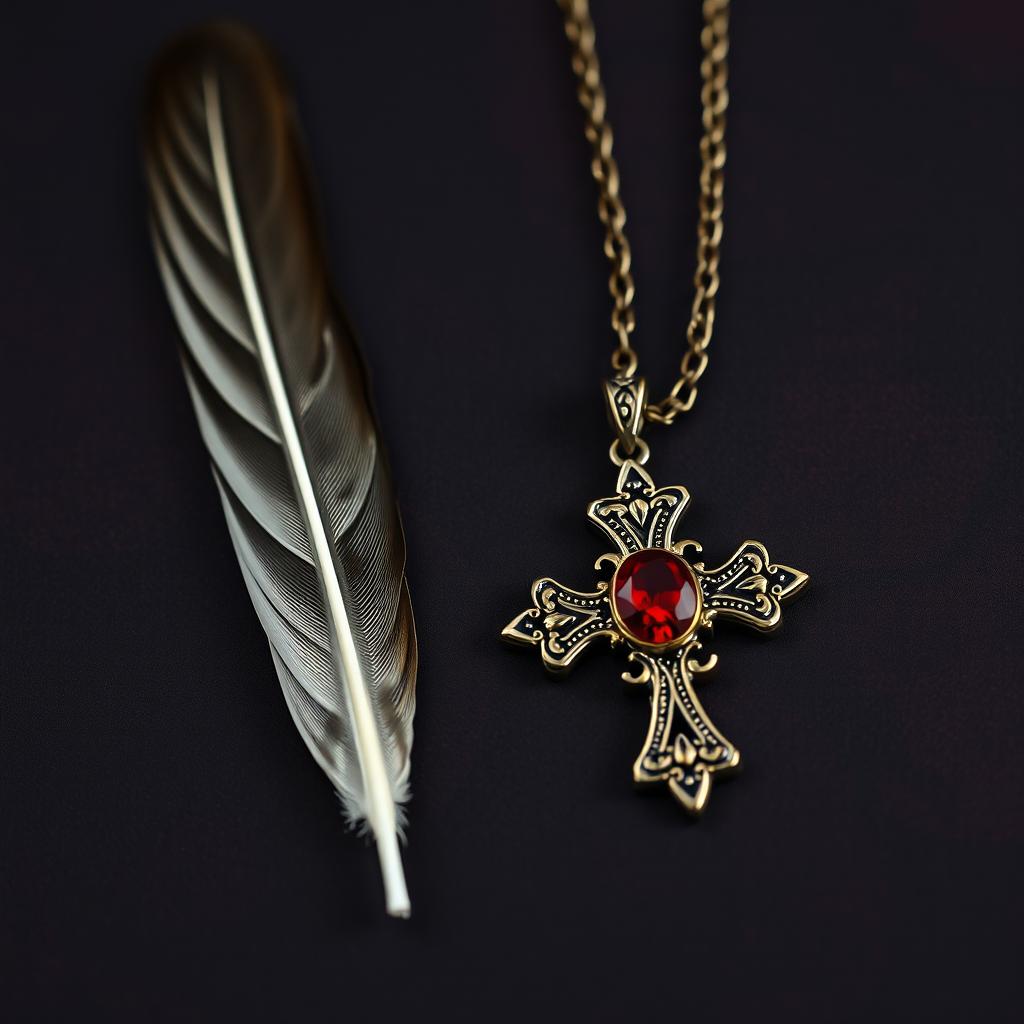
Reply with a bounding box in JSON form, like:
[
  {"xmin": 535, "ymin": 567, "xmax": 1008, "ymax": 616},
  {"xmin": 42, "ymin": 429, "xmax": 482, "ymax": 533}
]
[{"xmin": 612, "ymin": 549, "xmax": 699, "ymax": 647}]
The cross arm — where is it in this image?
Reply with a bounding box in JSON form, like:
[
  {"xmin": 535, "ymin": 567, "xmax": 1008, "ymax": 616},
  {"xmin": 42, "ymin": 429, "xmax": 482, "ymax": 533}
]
[
  {"xmin": 502, "ymin": 577, "xmax": 619, "ymax": 674},
  {"xmin": 587, "ymin": 459, "xmax": 691, "ymax": 555},
  {"xmin": 689, "ymin": 540, "xmax": 808, "ymax": 633}
]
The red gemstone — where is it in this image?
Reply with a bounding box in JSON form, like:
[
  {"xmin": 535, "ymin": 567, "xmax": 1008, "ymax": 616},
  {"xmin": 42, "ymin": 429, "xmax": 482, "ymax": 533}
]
[{"xmin": 612, "ymin": 549, "xmax": 699, "ymax": 647}]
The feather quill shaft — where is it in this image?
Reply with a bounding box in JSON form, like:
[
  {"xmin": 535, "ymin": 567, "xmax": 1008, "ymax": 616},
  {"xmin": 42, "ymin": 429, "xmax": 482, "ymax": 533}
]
[{"xmin": 143, "ymin": 24, "xmax": 417, "ymax": 916}]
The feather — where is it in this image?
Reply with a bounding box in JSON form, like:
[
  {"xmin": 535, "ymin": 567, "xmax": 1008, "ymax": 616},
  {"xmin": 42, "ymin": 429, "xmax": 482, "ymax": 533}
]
[{"xmin": 142, "ymin": 23, "xmax": 417, "ymax": 916}]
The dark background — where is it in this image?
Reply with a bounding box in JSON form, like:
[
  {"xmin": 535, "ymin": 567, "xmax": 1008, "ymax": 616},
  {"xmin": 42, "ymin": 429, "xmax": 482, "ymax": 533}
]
[{"xmin": 2, "ymin": 1, "xmax": 1022, "ymax": 1020}]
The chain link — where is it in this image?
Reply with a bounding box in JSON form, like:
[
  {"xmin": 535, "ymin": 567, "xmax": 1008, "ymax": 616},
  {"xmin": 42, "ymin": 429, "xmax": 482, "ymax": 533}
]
[{"xmin": 558, "ymin": 0, "xmax": 729, "ymax": 426}]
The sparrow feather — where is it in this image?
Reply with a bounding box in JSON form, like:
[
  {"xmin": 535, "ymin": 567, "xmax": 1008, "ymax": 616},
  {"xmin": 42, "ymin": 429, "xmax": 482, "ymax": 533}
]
[{"xmin": 142, "ymin": 23, "xmax": 417, "ymax": 916}]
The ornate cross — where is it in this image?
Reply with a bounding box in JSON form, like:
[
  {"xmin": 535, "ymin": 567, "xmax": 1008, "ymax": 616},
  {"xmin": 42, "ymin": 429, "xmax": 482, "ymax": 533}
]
[{"xmin": 502, "ymin": 456, "xmax": 808, "ymax": 815}]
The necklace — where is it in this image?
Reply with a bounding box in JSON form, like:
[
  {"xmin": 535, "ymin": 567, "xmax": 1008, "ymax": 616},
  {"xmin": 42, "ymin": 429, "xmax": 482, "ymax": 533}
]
[{"xmin": 502, "ymin": 0, "xmax": 808, "ymax": 815}]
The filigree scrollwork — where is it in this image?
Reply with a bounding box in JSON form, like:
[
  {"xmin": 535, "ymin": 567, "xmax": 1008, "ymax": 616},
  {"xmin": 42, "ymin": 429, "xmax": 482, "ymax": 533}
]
[
  {"xmin": 503, "ymin": 458, "xmax": 808, "ymax": 815},
  {"xmin": 587, "ymin": 459, "xmax": 690, "ymax": 556},
  {"xmin": 629, "ymin": 644, "xmax": 739, "ymax": 814},
  {"xmin": 694, "ymin": 540, "xmax": 808, "ymax": 632},
  {"xmin": 502, "ymin": 578, "xmax": 618, "ymax": 673}
]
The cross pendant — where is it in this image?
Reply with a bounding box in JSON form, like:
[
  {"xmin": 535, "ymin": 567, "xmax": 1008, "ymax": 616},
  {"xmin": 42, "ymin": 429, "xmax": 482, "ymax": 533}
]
[{"xmin": 502, "ymin": 455, "xmax": 808, "ymax": 815}]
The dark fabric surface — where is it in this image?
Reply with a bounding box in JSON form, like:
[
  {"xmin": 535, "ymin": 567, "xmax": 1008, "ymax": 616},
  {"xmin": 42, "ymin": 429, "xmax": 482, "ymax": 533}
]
[{"xmin": 2, "ymin": 2, "xmax": 1022, "ymax": 1020}]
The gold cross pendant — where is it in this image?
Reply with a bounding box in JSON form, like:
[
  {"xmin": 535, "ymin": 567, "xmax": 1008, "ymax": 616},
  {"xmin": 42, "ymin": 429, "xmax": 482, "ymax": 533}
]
[{"xmin": 502, "ymin": 455, "xmax": 808, "ymax": 815}]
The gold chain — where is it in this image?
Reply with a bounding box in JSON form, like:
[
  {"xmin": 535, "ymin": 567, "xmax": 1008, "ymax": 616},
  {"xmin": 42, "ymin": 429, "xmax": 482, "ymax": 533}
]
[{"xmin": 558, "ymin": 0, "xmax": 729, "ymax": 426}]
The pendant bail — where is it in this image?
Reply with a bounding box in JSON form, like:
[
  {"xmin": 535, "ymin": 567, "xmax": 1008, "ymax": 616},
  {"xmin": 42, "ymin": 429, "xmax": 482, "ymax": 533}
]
[{"xmin": 604, "ymin": 376, "xmax": 647, "ymax": 458}]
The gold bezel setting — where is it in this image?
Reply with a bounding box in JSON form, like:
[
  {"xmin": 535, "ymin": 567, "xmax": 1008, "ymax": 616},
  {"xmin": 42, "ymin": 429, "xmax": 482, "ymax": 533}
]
[{"xmin": 607, "ymin": 548, "xmax": 704, "ymax": 655}]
